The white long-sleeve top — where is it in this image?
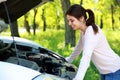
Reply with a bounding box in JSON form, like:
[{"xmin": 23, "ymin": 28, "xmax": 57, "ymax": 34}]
[{"xmin": 66, "ymin": 26, "xmax": 120, "ymax": 80}]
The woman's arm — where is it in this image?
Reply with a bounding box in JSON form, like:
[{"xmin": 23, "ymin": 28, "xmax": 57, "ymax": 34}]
[
  {"xmin": 66, "ymin": 33, "xmax": 83, "ymax": 63},
  {"xmin": 74, "ymin": 26, "xmax": 99, "ymax": 80}
]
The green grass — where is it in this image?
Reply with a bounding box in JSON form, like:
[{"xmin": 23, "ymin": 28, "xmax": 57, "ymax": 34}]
[{"xmin": 1, "ymin": 29, "xmax": 120, "ymax": 80}]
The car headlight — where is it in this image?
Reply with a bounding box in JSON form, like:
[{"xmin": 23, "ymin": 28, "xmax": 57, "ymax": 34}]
[{"xmin": 33, "ymin": 73, "xmax": 68, "ymax": 80}]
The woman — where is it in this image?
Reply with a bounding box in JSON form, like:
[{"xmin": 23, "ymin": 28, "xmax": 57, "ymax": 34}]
[{"xmin": 65, "ymin": 4, "xmax": 120, "ymax": 80}]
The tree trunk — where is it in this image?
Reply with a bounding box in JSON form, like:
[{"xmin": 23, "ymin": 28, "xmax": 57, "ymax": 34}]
[
  {"xmin": 111, "ymin": 5, "xmax": 115, "ymax": 30},
  {"xmin": 33, "ymin": 8, "xmax": 37, "ymax": 35},
  {"xmin": 11, "ymin": 21, "xmax": 20, "ymax": 37},
  {"xmin": 56, "ymin": 14, "xmax": 61, "ymax": 30},
  {"xmin": 100, "ymin": 15, "xmax": 103, "ymax": 29},
  {"xmin": 61, "ymin": 0, "xmax": 76, "ymax": 47},
  {"xmin": 80, "ymin": 0, "xmax": 83, "ymax": 5},
  {"xmin": 42, "ymin": 8, "xmax": 47, "ymax": 31},
  {"xmin": 24, "ymin": 15, "xmax": 31, "ymax": 34}
]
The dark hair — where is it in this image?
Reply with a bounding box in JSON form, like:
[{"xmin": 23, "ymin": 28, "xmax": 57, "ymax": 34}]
[{"xmin": 66, "ymin": 4, "xmax": 98, "ymax": 34}]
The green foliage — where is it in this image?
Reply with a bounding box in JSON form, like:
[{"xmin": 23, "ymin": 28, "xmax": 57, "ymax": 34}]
[
  {"xmin": 17, "ymin": 0, "xmax": 65, "ymax": 30},
  {"xmin": 17, "ymin": 0, "xmax": 120, "ymax": 32},
  {"xmin": 103, "ymin": 29, "xmax": 120, "ymax": 56}
]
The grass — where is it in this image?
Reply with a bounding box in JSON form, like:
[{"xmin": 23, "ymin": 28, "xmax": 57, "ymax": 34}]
[{"xmin": 1, "ymin": 28, "xmax": 120, "ymax": 80}]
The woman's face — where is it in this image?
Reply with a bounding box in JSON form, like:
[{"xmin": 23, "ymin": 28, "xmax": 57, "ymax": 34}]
[{"xmin": 67, "ymin": 15, "xmax": 83, "ymax": 30}]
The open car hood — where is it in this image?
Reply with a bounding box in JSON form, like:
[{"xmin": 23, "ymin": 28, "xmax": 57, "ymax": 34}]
[{"xmin": 0, "ymin": 0, "xmax": 53, "ymax": 23}]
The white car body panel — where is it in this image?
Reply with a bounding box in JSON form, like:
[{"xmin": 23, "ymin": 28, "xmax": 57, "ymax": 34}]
[
  {"xmin": 0, "ymin": 61, "xmax": 40, "ymax": 80},
  {"xmin": 0, "ymin": 61, "xmax": 67, "ymax": 80}
]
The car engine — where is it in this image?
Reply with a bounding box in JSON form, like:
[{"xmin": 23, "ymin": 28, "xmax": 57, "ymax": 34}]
[{"xmin": 0, "ymin": 40, "xmax": 77, "ymax": 80}]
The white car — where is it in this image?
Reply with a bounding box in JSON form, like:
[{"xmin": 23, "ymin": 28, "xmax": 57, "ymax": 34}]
[{"xmin": 0, "ymin": 36, "xmax": 77, "ymax": 80}]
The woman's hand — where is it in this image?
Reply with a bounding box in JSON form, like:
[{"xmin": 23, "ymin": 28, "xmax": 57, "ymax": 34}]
[{"xmin": 65, "ymin": 56, "xmax": 69, "ymax": 62}]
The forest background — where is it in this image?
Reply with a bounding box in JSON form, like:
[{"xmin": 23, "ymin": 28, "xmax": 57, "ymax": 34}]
[{"xmin": 1, "ymin": 0, "xmax": 120, "ymax": 80}]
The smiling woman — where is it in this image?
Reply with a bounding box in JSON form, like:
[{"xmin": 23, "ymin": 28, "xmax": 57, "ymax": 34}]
[{"xmin": 65, "ymin": 4, "xmax": 120, "ymax": 80}]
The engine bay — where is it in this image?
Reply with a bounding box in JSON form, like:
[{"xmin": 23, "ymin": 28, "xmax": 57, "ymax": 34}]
[{"xmin": 0, "ymin": 40, "xmax": 77, "ymax": 80}]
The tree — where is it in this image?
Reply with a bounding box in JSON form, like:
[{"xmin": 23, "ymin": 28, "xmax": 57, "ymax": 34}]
[
  {"xmin": 60, "ymin": 0, "xmax": 76, "ymax": 47},
  {"xmin": 111, "ymin": 4, "xmax": 115, "ymax": 30},
  {"xmin": 80, "ymin": 0, "xmax": 83, "ymax": 5},
  {"xmin": 56, "ymin": 12, "xmax": 61, "ymax": 30},
  {"xmin": 24, "ymin": 14, "xmax": 31, "ymax": 34},
  {"xmin": 11, "ymin": 21, "xmax": 20, "ymax": 37},
  {"xmin": 100, "ymin": 15, "xmax": 103, "ymax": 29},
  {"xmin": 42, "ymin": 8, "xmax": 47, "ymax": 31},
  {"xmin": 33, "ymin": 8, "xmax": 38, "ymax": 35}
]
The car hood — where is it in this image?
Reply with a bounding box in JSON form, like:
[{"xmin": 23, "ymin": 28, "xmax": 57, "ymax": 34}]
[{"xmin": 0, "ymin": 0, "xmax": 53, "ymax": 23}]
